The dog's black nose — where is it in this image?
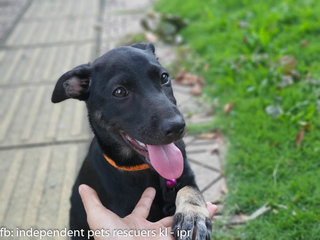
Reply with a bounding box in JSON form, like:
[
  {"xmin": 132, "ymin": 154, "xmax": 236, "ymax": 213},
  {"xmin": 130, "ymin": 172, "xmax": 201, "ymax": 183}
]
[{"xmin": 163, "ymin": 117, "xmax": 186, "ymax": 139}]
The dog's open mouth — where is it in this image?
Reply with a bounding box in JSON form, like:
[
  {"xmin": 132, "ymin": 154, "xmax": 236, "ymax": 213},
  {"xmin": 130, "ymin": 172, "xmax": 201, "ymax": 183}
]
[{"xmin": 120, "ymin": 132, "xmax": 183, "ymax": 180}]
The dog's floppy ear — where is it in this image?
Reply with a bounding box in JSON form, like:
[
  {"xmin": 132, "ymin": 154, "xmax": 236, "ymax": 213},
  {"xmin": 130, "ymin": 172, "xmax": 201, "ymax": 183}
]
[
  {"xmin": 51, "ymin": 63, "xmax": 92, "ymax": 103},
  {"xmin": 131, "ymin": 43, "xmax": 155, "ymax": 55}
]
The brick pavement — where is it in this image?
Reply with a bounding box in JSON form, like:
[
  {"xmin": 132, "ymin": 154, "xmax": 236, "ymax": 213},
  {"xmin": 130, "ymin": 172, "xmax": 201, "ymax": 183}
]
[{"xmin": 0, "ymin": 0, "xmax": 225, "ymax": 235}]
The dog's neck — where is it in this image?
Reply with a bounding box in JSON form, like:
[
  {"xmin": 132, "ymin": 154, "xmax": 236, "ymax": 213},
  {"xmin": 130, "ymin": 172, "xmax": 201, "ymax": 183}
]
[
  {"xmin": 103, "ymin": 153, "xmax": 149, "ymax": 171},
  {"xmin": 93, "ymin": 129, "xmax": 148, "ymax": 168}
]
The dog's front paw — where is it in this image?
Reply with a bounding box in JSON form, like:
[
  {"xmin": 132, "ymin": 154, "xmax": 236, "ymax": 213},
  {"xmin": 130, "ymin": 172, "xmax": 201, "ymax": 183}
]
[
  {"xmin": 172, "ymin": 210, "xmax": 212, "ymax": 240},
  {"xmin": 172, "ymin": 186, "xmax": 212, "ymax": 240}
]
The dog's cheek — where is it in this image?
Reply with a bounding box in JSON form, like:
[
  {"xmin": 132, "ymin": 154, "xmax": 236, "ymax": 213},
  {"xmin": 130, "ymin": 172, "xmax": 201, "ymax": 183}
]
[
  {"xmin": 93, "ymin": 111, "xmax": 110, "ymax": 131},
  {"xmin": 119, "ymin": 146, "xmax": 135, "ymax": 158},
  {"xmin": 94, "ymin": 111, "xmax": 103, "ymax": 122},
  {"xmin": 93, "ymin": 111, "xmax": 117, "ymax": 131},
  {"xmin": 91, "ymin": 111, "xmax": 115, "ymax": 138},
  {"xmin": 93, "ymin": 111, "xmax": 135, "ymax": 157}
]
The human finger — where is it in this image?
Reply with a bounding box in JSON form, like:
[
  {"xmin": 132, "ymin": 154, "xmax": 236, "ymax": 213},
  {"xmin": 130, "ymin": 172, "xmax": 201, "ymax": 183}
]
[
  {"xmin": 157, "ymin": 216, "xmax": 173, "ymax": 227},
  {"xmin": 79, "ymin": 184, "xmax": 114, "ymax": 216},
  {"xmin": 131, "ymin": 187, "xmax": 156, "ymax": 218},
  {"xmin": 206, "ymin": 202, "xmax": 218, "ymax": 219}
]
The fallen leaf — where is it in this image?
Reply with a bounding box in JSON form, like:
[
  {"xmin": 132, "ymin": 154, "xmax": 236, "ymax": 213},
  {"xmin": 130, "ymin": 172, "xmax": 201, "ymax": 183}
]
[
  {"xmin": 221, "ymin": 185, "xmax": 229, "ymax": 194},
  {"xmin": 246, "ymin": 86, "xmax": 256, "ymax": 92},
  {"xmin": 224, "ymin": 102, "xmax": 235, "ymax": 114},
  {"xmin": 175, "ymin": 72, "xmax": 205, "ymax": 96},
  {"xmin": 268, "ymin": 24, "xmax": 275, "ymax": 31},
  {"xmin": 215, "ymin": 130, "xmax": 224, "ymax": 139},
  {"xmin": 175, "ymin": 72, "xmax": 204, "ymax": 86},
  {"xmin": 199, "ymin": 130, "xmax": 224, "ymax": 139},
  {"xmin": 189, "ymin": 113, "xmax": 201, "ymax": 119},
  {"xmin": 292, "ymin": 195, "xmax": 299, "ymax": 202},
  {"xmin": 278, "ymin": 75, "xmax": 294, "ymax": 88},
  {"xmin": 237, "ymin": 164, "xmax": 243, "ymax": 169},
  {"xmin": 93, "ymin": 22, "xmax": 102, "ymax": 30},
  {"xmin": 203, "ymin": 63, "xmax": 210, "ymax": 72},
  {"xmin": 300, "ymin": 40, "xmax": 309, "ymax": 46},
  {"xmin": 295, "ymin": 128, "xmax": 305, "ymax": 148},
  {"xmin": 211, "ymin": 143, "xmax": 220, "ymax": 154},
  {"xmin": 145, "ymin": 32, "xmax": 158, "ymax": 42},
  {"xmin": 289, "ymin": 70, "xmax": 300, "ymax": 80},
  {"xmin": 206, "ymin": 108, "xmax": 214, "ymax": 116},
  {"xmin": 196, "ymin": 133, "xmax": 217, "ymax": 139},
  {"xmin": 190, "ymin": 83, "xmax": 203, "ymax": 96},
  {"xmin": 278, "ymin": 55, "xmax": 297, "ymax": 72},
  {"xmin": 298, "ymin": 121, "xmax": 312, "ymax": 130},
  {"xmin": 265, "ymin": 105, "xmax": 283, "ymax": 118},
  {"xmin": 242, "ymin": 36, "xmax": 248, "ymax": 44},
  {"xmin": 238, "ymin": 21, "xmax": 250, "ymax": 28}
]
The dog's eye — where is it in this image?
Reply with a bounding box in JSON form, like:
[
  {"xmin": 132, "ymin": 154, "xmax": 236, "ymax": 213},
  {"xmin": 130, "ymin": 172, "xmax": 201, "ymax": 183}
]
[
  {"xmin": 112, "ymin": 87, "xmax": 128, "ymax": 97},
  {"xmin": 160, "ymin": 73, "xmax": 169, "ymax": 85}
]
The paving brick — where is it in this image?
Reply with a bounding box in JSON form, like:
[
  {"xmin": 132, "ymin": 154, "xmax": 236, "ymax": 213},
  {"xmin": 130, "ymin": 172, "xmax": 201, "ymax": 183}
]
[
  {"xmin": 5, "ymin": 149, "xmax": 45, "ymax": 227},
  {"xmin": 0, "ymin": 88, "xmax": 23, "ymax": 142},
  {"xmin": 5, "ymin": 0, "xmax": 99, "ymax": 47},
  {"xmin": 6, "ymin": 18, "xmax": 96, "ymax": 46},
  {"xmin": 0, "ymin": 86, "xmax": 91, "ymax": 147},
  {"xmin": 23, "ymin": 0, "xmax": 98, "ymax": 20},
  {"xmin": 171, "ymin": 83, "xmax": 191, "ymax": 94},
  {"xmin": 190, "ymin": 162, "xmax": 220, "ymax": 194},
  {"xmin": 0, "ymin": 144, "xmax": 85, "ymax": 228},
  {"xmin": 100, "ymin": 14, "xmax": 146, "ymax": 53},
  {"xmin": 104, "ymin": 0, "xmax": 151, "ymax": 10},
  {"xmin": 202, "ymin": 177, "xmax": 226, "ymax": 203},
  {"xmin": 0, "ymin": 44, "xmax": 93, "ymax": 86},
  {"xmin": 173, "ymin": 90, "xmax": 193, "ymax": 107},
  {"xmin": 154, "ymin": 44, "xmax": 178, "ymax": 69},
  {"xmin": 56, "ymin": 145, "xmax": 79, "ymax": 229},
  {"xmin": 100, "ymin": 0, "xmax": 153, "ymax": 53},
  {"xmin": 182, "ymin": 135, "xmax": 195, "ymax": 145},
  {"xmin": 187, "ymin": 147, "xmax": 222, "ymax": 171},
  {"xmin": 0, "ymin": 0, "xmax": 29, "ymax": 41},
  {"xmin": 0, "ymin": 151, "xmax": 24, "ymax": 225},
  {"xmin": 22, "ymin": 149, "xmax": 51, "ymax": 228}
]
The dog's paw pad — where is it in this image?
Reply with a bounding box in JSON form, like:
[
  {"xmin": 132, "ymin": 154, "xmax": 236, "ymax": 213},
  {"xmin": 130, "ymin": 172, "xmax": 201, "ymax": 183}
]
[{"xmin": 172, "ymin": 212, "xmax": 212, "ymax": 240}]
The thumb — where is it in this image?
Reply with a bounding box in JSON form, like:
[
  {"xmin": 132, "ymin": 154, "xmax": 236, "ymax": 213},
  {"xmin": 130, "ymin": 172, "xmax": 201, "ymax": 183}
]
[
  {"xmin": 206, "ymin": 202, "xmax": 218, "ymax": 219},
  {"xmin": 79, "ymin": 184, "xmax": 124, "ymax": 232},
  {"xmin": 79, "ymin": 184, "xmax": 113, "ymax": 216}
]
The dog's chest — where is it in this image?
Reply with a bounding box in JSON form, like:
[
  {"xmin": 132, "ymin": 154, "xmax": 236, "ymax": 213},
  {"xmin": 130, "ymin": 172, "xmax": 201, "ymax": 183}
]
[{"xmin": 98, "ymin": 170, "xmax": 177, "ymax": 219}]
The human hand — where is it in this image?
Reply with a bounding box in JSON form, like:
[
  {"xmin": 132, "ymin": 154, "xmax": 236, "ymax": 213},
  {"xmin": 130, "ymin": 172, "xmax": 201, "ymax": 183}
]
[{"xmin": 79, "ymin": 184, "xmax": 217, "ymax": 240}]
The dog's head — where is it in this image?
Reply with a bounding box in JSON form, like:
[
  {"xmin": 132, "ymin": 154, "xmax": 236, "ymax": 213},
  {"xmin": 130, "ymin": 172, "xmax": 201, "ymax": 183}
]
[{"xmin": 52, "ymin": 43, "xmax": 185, "ymax": 179}]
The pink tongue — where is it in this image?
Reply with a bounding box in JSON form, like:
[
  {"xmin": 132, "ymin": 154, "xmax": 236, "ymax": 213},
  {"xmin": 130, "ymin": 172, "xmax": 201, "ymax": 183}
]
[{"xmin": 146, "ymin": 143, "xmax": 183, "ymax": 180}]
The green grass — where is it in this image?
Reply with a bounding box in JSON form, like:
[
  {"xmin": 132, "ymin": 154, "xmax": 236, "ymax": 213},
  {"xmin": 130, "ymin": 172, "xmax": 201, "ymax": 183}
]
[{"xmin": 156, "ymin": 0, "xmax": 320, "ymax": 239}]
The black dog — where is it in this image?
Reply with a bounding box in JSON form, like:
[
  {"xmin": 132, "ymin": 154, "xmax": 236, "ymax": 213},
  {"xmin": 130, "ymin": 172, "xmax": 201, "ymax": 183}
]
[{"xmin": 51, "ymin": 43, "xmax": 212, "ymax": 240}]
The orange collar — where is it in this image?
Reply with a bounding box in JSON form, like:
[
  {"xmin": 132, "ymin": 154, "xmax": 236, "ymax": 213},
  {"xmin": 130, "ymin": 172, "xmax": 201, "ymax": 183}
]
[{"xmin": 103, "ymin": 154, "xmax": 150, "ymax": 171}]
